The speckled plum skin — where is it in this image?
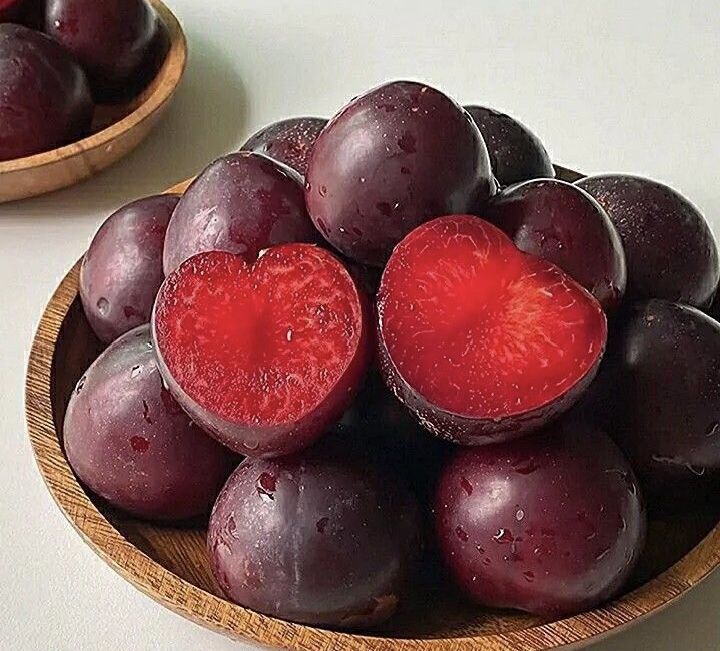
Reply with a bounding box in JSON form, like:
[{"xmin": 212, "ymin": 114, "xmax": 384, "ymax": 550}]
[
  {"xmin": 604, "ymin": 300, "xmax": 720, "ymax": 498},
  {"xmin": 577, "ymin": 174, "xmax": 719, "ymax": 307},
  {"xmin": 80, "ymin": 194, "xmax": 179, "ymax": 343},
  {"xmin": 63, "ymin": 325, "xmax": 236, "ymax": 522},
  {"xmin": 434, "ymin": 417, "xmax": 646, "ymax": 617},
  {"xmin": 306, "ymin": 81, "xmax": 495, "ymax": 266},
  {"xmin": 464, "ymin": 105, "xmax": 555, "ymax": 187},
  {"xmin": 208, "ymin": 440, "xmax": 423, "ymax": 628},
  {"xmin": 45, "ymin": 0, "xmax": 163, "ymax": 100},
  {"xmin": 487, "ymin": 179, "xmax": 627, "ymax": 311},
  {"xmin": 0, "ymin": 24, "xmax": 92, "ymax": 161},
  {"xmin": 241, "ymin": 117, "xmax": 327, "ymax": 177},
  {"xmin": 163, "ymin": 152, "xmax": 320, "ymax": 275}
]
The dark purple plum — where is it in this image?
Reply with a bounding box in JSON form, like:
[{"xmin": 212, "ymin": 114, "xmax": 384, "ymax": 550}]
[
  {"xmin": 604, "ymin": 300, "xmax": 720, "ymax": 499},
  {"xmin": 577, "ymin": 174, "xmax": 719, "ymax": 308},
  {"xmin": 64, "ymin": 325, "xmax": 236, "ymax": 522},
  {"xmin": 163, "ymin": 152, "xmax": 320, "ymax": 275},
  {"xmin": 240, "ymin": 117, "xmax": 327, "ymax": 177},
  {"xmin": 434, "ymin": 417, "xmax": 645, "ymax": 616},
  {"xmin": 0, "ymin": 23, "xmax": 92, "ymax": 161},
  {"xmin": 464, "ymin": 105, "xmax": 555, "ymax": 187},
  {"xmin": 45, "ymin": 0, "xmax": 163, "ymax": 101},
  {"xmin": 306, "ymin": 81, "xmax": 495, "ymax": 266},
  {"xmin": 207, "ymin": 440, "xmax": 423, "ymax": 628},
  {"xmin": 80, "ymin": 194, "xmax": 179, "ymax": 343},
  {"xmin": 0, "ymin": 0, "xmax": 25, "ymax": 21},
  {"xmin": 487, "ymin": 179, "xmax": 627, "ymax": 311}
]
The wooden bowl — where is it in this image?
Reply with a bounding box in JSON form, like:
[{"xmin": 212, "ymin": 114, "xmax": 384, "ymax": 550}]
[
  {"xmin": 0, "ymin": 0, "xmax": 186, "ymax": 204},
  {"xmin": 25, "ymin": 170, "xmax": 720, "ymax": 650}
]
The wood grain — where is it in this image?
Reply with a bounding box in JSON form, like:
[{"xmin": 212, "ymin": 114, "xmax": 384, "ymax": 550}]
[
  {"xmin": 25, "ymin": 169, "xmax": 720, "ymax": 650},
  {"xmin": 0, "ymin": 0, "xmax": 187, "ymax": 204}
]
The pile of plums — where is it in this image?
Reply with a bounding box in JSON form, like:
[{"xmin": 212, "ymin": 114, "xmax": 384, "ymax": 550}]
[
  {"xmin": 65, "ymin": 79, "xmax": 720, "ymax": 628},
  {"xmin": 0, "ymin": 0, "xmax": 167, "ymax": 162}
]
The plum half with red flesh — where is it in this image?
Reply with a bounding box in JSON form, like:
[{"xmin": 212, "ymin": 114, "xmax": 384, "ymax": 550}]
[
  {"xmin": 80, "ymin": 194, "xmax": 179, "ymax": 343},
  {"xmin": 306, "ymin": 80, "xmax": 495, "ymax": 267},
  {"xmin": 577, "ymin": 174, "xmax": 719, "ymax": 308},
  {"xmin": 240, "ymin": 117, "xmax": 327, "ymax": 177},
  {"xmin": 64, "ymin": 325, "xmax": 236, "ymax": 522},
  {"xmin": 377, "ymin": 215, "xmax": 607, "ymax": 445},
  {"xmin": 208, "ymin": 439, "xmax": 423, "ymax": 628},
  {"xmin": 163, "ymin": 152, "xmax": 320, "ymax": 275},
  {"xmin": 487, "ymin": 179, "xmax": 627, "ymax": 312},
  {"xmin": 153, "ymin": 245, "xmax": 371, "ymax": 457},
  {"xmin": 434, "ymin": 416, "xmax": 646, "ymax": 616}
]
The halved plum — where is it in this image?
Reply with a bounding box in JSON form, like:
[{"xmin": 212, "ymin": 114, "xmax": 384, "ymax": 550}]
[
  {"xmin": 577, "ymin": 174, "xmax": 719, "ymax": 308},
  {"xmin": 306, "ymin": 80, "xmax": 495, "ymax": 266},
  {"xmin": 377, "ymin": 215, "xmax": 607, "ymax": 445},
  {"xmin": 487, "ymin": 179, "xmax": 627, "ymax": 311},
  {"xmin": 240, "ymin": 116, "xmax": 327, "ymax": 177},
  {"xmin": 163, "ymin": 152, "xmax": 320, "ymax": 275},
  {"xmin": 64, "ymin": 325, "xmax": 236, "ymax": 522},
  {"xmin": 153, "ymin": 245, "xmax": 371, "ymax": 457},
  {"xmin": 464, "ymin": 105, "xmax": 555, "ymax": 187},
  {"xmin": 208, "ymin": 438, "xmax": 423, "ymax": 628},
  {"xmin": 434, "ymin": 416, "xmax": 646, "ymax": 616}
]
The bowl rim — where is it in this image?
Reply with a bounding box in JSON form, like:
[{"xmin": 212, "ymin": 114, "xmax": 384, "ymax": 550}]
[
  {"xmin": 24, "ymin": 174, "xmax": 720, "ymax": 651},
  {"xmin": 0, "ymin": 0, "xmax": 187, "ymax": 175}
]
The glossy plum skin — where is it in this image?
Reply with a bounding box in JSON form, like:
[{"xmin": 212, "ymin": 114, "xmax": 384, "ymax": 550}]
[
  {"xmin": 154, "ymin": 247, "xmax": 372, "ymax": 458},
  {"xmin": 487, "ymin": 179, "xmax": 627, "ymax": 311},
  {"xmin": 208, "ymin": 440, "xmax": 423, "ymax": 628},
  {"xmin": 577, "ymin": 175, "xmax": 719, "ymax": 308},
  {"xmin": 378, "ymin": 215, "xmax": 607, "ymax": 446},
  {"xmin": 241, "ymin": 117, "xmax": 327, "ymax": 177},
  {"xmin": 435, "ymin": 417, "xmax": 646, "ymax": 617},
  {"xmin": 306, "ymin": 81, "xmax": 495, "ymax": 266},
  {"xmin": 163, "ymin": 152, "xmax": 320, "ymax": 275},
  {"xmin": 0, "ymin": 24, "xmax": 92, "ymax": 161},
  {"xmin": 64, "ymin": 325, "xmax": 236, "ymax": 522},
  {"xmin": 80, "ymin": 194, "xmax": 179, "ymax": 343},
  {"xmin": 464, "ymin": 105, "xmax": 555, "ymax": 187},
  {"xmin": 604, "ymin": 300, "xmax": 720, "ymax": 499},
  {"xmin": 45, "ymin": 0, "xmax": 163, "ymax": 100}
]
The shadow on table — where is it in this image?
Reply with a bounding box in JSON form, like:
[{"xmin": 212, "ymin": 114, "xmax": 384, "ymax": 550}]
[{"xmin": 0, "ymin": 35, "xmax": 247, "ymax": 220}]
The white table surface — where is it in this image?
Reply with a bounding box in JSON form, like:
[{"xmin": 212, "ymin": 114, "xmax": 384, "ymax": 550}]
[{"xmin": 2, "ymin": 1, "xmax": 720, "ymax": 649}]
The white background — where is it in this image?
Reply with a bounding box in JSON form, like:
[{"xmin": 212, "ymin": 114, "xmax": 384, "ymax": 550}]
[{"xmin": 2, "ymin": 1, "xmax": 719, "ymax": 649}]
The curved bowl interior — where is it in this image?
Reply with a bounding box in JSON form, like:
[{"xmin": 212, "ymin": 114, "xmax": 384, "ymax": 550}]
[
  {"xmin": 0, "ymin": 0, "xmax": 187, "ymax": 203},
  {"xmin": 24, "ymin": 171, "xmax": 720, "ymax": 650}
]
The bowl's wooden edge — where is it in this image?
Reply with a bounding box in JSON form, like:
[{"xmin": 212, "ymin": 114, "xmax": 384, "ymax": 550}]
[
  {"xmin": 24, "ymin": 172, "xmax": 720, "ymax": 651},
  {"xmin": 0, "ymin": 0, "xmax": 187, "ymax": 175}
]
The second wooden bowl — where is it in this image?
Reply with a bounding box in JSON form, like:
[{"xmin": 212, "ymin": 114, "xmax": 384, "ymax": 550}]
[
  {"xmin": 0, "ymin": 0, "xmax": 187, "ymax": 204},
  {"xmin": 25, "ymin": 169, "xmax": 720, "ymax": 650}
]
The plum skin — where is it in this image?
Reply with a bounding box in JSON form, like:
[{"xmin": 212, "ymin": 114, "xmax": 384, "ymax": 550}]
[
  {"xmin": 577, "ymin": 174, "xmax": 720, "ymax": 308},
  {"xmin": 240, "ymin": 116, "xmax": 327, "ymax": 177},
  {"xmin": 45, "ymin": 0, "xmax": 162, "ymax": 100},
  {"xmin": 603, "ymin": 300, "xmax": 720, "ymax": 499},
  {"xmin": 163, "ymin": 152, "xmax": 320, "ymax": 275},
  {"xmin": 464, "ymin": 105, "xmax": 555, "ymax": 187},
  {"xmin": 80, "ymin": 194, "xmax": 179, "ymax": 343},
  {"xmin": 0, "ymin": 23, "xmax": 93, "ymax": 161},
  {"xmin": 207, "ymin": 440, "xmax": 423, "ymax": 628},
  {"xmin": 434, "ymin": 417, "xmax": 646, "ymax": 617},
  {"xmin": 487, "ymin": 179, "xmax": 627, "ymax": 312},
  {"xmin": 306, "ymin": 80, "xmax": 495, "ymax": 267},
  {"xmin": 63, "ymin": 325, "xmax": 236, "ymax": 522}
]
